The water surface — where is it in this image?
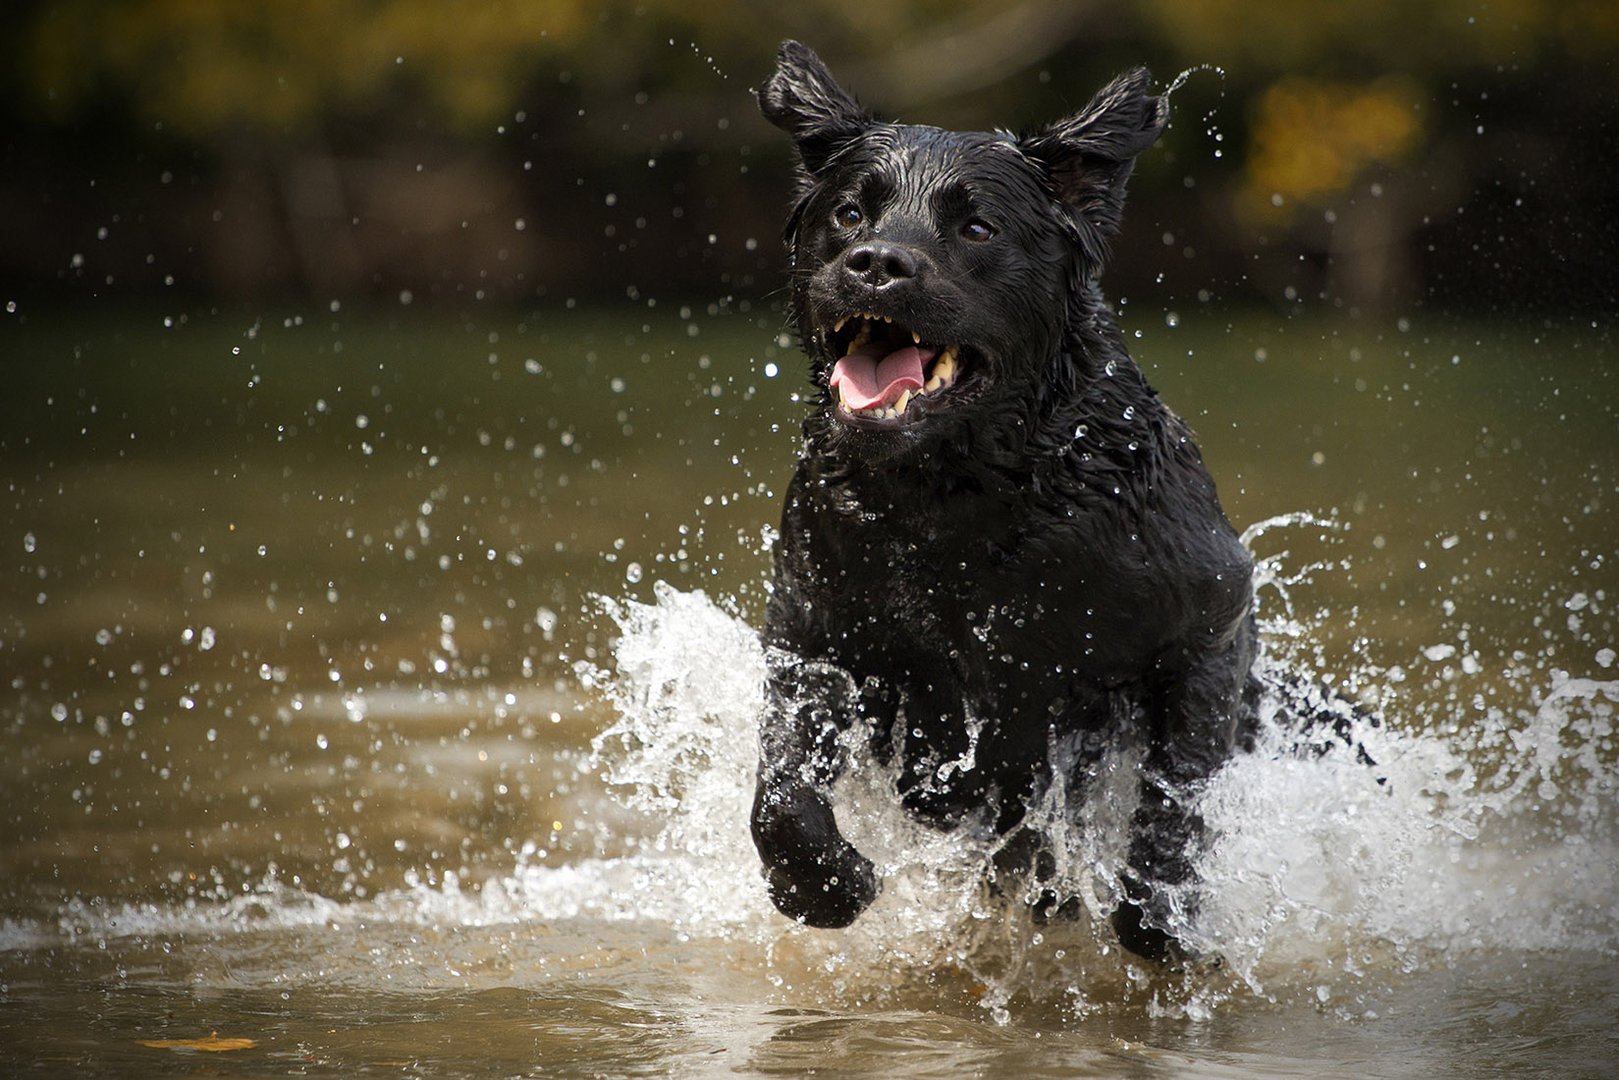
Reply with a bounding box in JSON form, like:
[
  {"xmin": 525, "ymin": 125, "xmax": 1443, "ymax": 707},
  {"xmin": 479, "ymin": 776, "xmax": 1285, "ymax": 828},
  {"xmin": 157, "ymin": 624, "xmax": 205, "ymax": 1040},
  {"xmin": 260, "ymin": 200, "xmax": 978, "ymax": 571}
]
[{"xmin": 1, "ymin": 304, "xmax": 1615, "ymax": 1077}]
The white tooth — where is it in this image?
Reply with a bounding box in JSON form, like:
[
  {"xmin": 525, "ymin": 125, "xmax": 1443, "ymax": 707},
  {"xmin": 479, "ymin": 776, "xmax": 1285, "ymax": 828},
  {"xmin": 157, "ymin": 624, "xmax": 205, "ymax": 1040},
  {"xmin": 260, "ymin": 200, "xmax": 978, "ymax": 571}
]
[
  {"xmin": 911, "ymin": 330, "xmax": 922, "ymax": 344},
  {"xmin": 884, "ymin": 407, "xmax": 897, "ymax": 419},
  {"xmin": 895, "ymin": 390, "xmax": 912, "ymax": 414},
  {"xmin": 851, "ymin": 323, "xmax": 872, "ymax": 349},
  {"xmin": 833, "ymin": 317, "xmax": 847, "ymax": 333},
  {"xmin": 924, "ymin": 376, "xmax": 942, "ymax": 393},
  {"xmin": 933, "ymin": 348, "xmax": 957, "ymax": 387},
  {"xmin": 837, "ymin": 382, "xmax": 852, "ymax": 409}
]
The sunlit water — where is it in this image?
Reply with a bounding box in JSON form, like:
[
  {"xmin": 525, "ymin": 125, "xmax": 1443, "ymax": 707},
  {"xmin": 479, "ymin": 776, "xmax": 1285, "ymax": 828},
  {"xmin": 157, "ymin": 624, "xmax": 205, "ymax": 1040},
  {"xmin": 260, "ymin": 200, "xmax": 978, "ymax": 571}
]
[{"xmin": 1, "ymin": 307, "xmax": 1615, "ymax": 1077}]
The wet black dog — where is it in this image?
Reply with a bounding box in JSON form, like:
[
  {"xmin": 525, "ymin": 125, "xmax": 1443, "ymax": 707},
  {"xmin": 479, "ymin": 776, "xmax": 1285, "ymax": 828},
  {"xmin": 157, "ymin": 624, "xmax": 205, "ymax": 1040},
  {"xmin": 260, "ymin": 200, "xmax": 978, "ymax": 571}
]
[{"xmin": 749, "ymin": 41, "xmax": 1257, "ymax": 960}]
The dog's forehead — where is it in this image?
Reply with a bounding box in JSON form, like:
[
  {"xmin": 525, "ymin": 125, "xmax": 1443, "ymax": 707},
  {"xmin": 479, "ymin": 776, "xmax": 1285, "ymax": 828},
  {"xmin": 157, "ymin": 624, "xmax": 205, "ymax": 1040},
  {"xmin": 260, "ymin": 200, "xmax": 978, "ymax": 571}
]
[
  {"xmin": 854, "ymin": 123, "xmax": 1036, "ymax": 194},
  {"xmin": 891, "ymin": 123, "xmax": 1014, "ymax": 155}
]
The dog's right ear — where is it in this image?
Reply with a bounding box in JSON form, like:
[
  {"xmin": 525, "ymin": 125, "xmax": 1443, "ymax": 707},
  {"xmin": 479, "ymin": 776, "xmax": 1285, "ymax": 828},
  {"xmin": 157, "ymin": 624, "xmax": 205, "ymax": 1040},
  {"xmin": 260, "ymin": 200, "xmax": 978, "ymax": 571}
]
[
  {"xmin": 1018, "ymin": 69, "xmax": 1168, "ymax": 263},
  {"xmin": 757, "ymin": 41, "xmax": 874, "ymax": 175}
]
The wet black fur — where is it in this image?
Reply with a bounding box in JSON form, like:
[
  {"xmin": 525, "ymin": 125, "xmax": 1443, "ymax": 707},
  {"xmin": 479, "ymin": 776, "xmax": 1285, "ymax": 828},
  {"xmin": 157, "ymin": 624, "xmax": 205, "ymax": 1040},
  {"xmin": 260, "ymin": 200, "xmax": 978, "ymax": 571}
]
[{"xmin": 749, "ymin": 41, "xmax": 1258, "ymax": 960}]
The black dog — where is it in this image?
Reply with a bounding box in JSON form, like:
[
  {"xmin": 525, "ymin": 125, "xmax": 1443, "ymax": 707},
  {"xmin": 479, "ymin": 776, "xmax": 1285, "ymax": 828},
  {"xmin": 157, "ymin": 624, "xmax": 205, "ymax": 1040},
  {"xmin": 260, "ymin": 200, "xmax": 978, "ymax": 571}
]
[{"xmin": 749, "ymin": 41, "xmax": 1257, "ymax": 961}]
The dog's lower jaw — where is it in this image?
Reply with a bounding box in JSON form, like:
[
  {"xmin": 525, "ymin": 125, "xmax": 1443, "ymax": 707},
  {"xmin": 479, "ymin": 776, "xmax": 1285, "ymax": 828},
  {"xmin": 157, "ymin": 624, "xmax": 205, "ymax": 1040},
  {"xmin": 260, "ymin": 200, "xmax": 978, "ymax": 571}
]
[{"xmin": 752, "ymin": 779, "xmax": 880, "ymax": 928}]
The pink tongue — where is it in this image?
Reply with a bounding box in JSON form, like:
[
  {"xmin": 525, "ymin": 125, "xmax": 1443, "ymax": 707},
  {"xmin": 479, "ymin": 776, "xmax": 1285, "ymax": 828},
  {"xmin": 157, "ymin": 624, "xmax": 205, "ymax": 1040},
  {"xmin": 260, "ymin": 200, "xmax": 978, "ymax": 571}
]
[{"xmin": 829, "ymin": 343, "xmax": 933, "ymax": 410}]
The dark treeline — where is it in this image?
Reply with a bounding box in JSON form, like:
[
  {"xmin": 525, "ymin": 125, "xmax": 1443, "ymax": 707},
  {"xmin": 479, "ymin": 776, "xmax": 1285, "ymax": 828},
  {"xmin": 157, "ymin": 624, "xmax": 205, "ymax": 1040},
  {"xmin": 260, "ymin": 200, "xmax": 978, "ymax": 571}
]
[{"xmin": 2, "ymin": 1, "xmax": 1615, "ymax": 316}]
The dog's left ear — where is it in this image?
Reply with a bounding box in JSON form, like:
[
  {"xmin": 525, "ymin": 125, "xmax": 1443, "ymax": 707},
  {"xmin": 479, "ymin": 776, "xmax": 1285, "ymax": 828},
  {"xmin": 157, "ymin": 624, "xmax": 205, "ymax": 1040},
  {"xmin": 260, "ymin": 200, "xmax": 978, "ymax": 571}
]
[
  {"xmin": 1018, "ymin": 69, "xmax": 1168, "ymax": 252},
  {"xmin": 757, "ymin": 40, "xmax": 875, "ymax": 175}
]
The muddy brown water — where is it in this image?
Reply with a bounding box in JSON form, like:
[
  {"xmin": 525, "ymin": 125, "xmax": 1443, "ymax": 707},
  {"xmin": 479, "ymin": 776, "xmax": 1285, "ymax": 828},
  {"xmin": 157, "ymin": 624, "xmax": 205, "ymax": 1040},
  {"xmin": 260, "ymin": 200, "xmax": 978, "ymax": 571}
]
[{"xmin": 1, "ymin": 304, "xmax": 1615, "ymax": 1077}]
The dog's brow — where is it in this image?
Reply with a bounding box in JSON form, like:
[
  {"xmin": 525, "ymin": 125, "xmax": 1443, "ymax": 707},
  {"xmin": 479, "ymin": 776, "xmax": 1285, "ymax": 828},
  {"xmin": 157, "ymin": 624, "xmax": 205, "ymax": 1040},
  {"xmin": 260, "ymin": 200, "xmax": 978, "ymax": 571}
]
[
  {"xmin": 860, "ymin": 169, "xmax": 896, "ymax": 206},
  {"xmin": 931, "ymin": 180, "xmax": 975, "ymax": 221}
]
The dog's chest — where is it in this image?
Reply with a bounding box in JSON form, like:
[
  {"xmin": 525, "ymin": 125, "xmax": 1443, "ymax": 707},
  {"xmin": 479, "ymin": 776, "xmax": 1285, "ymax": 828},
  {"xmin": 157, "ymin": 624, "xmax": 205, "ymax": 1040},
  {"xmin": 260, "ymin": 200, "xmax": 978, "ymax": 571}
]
[{"xmin": 806, "ymin": 491, "xmax": 1104, "ymax": 685}]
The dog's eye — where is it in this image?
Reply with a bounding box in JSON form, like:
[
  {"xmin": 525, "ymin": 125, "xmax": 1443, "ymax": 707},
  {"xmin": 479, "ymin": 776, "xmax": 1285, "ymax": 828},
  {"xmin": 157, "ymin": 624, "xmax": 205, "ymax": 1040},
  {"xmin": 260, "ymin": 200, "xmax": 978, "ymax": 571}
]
[
  {"xmin": 833, "ymin": 205, "xmax": 863, "ymax": 230},
  {"xmin": 960, "ymin": 218, "xmax": 995, "ymax": 243}
]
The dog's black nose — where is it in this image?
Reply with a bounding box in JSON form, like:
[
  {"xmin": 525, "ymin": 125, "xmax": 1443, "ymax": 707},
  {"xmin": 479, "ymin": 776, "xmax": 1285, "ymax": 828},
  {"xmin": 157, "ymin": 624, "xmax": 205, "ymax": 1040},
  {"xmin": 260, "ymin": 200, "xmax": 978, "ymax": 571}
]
[{"xmin": 844, "ymin": 241, "xmax": 918, "ymax": 288}]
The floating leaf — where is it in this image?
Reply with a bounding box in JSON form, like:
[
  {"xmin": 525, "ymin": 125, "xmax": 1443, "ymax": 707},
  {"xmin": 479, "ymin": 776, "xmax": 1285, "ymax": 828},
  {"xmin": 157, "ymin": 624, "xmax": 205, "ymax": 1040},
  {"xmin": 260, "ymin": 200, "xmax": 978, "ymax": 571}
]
[{"xmin": 137, "ymin": 1031, "xmax": 257, "ymax": 1052}]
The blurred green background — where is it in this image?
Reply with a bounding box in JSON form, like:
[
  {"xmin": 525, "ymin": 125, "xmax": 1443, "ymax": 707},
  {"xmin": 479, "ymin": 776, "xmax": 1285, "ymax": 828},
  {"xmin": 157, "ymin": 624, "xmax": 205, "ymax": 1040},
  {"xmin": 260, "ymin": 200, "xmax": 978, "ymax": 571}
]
[{"xmin": 3, "ymin": 0, "xmax": 1616, "ymax": 315}]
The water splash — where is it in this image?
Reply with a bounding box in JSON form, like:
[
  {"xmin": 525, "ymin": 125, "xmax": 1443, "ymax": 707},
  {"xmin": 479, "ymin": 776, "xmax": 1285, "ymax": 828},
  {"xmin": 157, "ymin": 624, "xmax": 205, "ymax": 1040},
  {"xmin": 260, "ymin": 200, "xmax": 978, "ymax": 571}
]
[
  {"xmin": 577, "ymin": 583, "xmax": 771, "ymax": 930},
  {"xmin": 575, "ymin": 515, "xmax": 1619, "ymax": 1020}
]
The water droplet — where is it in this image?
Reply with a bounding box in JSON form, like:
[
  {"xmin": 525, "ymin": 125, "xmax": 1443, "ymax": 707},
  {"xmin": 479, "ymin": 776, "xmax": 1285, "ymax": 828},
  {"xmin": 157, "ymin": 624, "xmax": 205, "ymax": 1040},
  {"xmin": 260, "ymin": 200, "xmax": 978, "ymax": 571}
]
[
  {"xmin": 625, "ymin": 562, "xmax": 644, "ymax": 584},
  {"xmin": 1122, "ymin": 405, "xmax": 1135, "ymax": 421},
  {"xmin": 23, "ymin": 532, "xmax": 37, "ymax": 554}
]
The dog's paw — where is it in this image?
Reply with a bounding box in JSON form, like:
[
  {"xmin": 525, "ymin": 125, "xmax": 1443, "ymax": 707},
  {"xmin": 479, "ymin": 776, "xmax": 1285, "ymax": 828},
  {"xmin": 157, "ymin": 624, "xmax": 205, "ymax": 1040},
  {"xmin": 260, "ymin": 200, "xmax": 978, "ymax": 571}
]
[
  {"xmin": 1109, "ymin": 898, "xmax": 1188, "ymax": 964},
  {"xmin": 752, "ymin": 782, "xmax": 880, "ymax": 927},
  {"xmin": 896, "ymin": 771, "xmax": 971, "ymax": 830},
  {"xmin": 764, "ymin": 844, "xmax": 879, "ymax": 928}
]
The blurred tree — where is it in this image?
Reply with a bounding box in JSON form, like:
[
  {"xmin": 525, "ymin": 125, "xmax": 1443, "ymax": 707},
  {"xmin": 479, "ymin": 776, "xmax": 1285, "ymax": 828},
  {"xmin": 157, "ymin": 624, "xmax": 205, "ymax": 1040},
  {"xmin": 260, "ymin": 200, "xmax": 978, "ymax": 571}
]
[
  {"xmin": 1133, "ymin": 0, "xmax": 1619, "ymax": 307},
  {"xmin": 2, "ymin": 0, "xmax": 1615, "ymax": 310},
  {"xmin": 23, "ymin": 0, "xmax": 587, "ymax": 135}
]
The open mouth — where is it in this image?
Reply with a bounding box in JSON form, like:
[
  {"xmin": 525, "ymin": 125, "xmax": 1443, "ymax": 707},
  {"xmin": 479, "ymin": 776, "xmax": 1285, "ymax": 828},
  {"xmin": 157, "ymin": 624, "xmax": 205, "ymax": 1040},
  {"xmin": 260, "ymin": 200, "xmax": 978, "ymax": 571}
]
[{"xmin": 825, "ymin": 314, "xmax": 964, "ymax": 423}]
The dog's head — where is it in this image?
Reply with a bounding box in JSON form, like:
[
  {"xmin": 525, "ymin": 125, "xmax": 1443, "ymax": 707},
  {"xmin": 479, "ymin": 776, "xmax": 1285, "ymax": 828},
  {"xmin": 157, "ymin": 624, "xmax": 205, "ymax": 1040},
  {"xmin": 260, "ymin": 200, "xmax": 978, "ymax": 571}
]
[{"xmin": 758, "ymin": 41, "xmax": 1167, "ymax": 454}]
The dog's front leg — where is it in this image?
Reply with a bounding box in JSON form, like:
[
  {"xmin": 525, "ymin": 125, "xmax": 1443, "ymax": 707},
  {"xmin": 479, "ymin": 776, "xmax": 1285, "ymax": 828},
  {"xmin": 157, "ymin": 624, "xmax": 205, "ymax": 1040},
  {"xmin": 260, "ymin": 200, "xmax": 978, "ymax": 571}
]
[
  {"xmin": 751, "ymin": 659, "xmax": 880, "ymax": 927},
  {"xmin": 1113, "ymin": 634, "xmax": 1252, "ymax": 960}
]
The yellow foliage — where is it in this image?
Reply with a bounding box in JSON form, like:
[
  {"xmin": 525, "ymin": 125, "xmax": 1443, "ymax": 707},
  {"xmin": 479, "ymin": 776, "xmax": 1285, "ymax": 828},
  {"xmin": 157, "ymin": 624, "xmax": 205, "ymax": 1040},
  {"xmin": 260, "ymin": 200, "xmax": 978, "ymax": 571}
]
[
  {"xmin": 13, "ymin": 0, "xmax": 1617, "ymax": 140},
  {"xmin": 24, "ymin": 0, "xmax": 589, "ymax": 135},
  {"xmin": 1241, "ymin": 76, "xmax": 1424, "ymax": 219},
  {"xmin": 138, "ymin": 1031, "xmax": 257, "ymax": 1052},
  {"xmin": 1140, "ymin": 0, "xmax": 1619, "ymax": 69}
]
